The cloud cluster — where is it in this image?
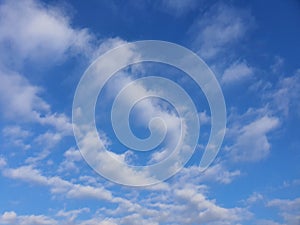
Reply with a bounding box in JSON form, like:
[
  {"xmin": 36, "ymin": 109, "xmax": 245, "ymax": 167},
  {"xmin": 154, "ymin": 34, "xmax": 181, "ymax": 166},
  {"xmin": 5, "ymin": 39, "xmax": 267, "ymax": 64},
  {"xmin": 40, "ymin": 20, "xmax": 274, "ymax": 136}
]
[{"xmin": 0, "ymin": 0, "xmax": 297, "ymax": 225}]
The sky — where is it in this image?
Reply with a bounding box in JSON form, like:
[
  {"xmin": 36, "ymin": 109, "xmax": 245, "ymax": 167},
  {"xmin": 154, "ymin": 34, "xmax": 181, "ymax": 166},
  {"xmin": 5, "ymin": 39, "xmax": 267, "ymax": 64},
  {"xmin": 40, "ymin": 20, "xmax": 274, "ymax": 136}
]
[{"xmin": 0, "ymin": 0, "xmax": 300, "ymax": 224}]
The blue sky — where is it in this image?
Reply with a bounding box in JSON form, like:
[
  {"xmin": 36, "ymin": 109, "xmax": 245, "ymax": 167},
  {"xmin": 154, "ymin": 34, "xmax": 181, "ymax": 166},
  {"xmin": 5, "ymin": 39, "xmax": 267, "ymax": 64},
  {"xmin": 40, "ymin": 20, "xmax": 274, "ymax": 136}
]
[{"xmin": 0, "ymin": 0, "xmax": 300, "ymax": 224}]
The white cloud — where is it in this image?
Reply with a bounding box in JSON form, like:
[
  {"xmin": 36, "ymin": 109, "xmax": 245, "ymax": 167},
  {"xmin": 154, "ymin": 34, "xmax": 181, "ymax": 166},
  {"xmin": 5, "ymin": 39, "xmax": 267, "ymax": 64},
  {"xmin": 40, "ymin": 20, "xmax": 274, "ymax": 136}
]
[
  {"xmin": 2, "ymin": 126, "xmax": 32, "ymax": 139},
  {"xmin": 74, "ymin": 61, "xmax": 194, "ymax": 185},
  {"xmin": 2, "ymin": 165, "xmax": 113, "ymax": 201},
  {"xmin": 0, "ymin": 0, "xmax": 92, "ymax": 64},
  {"xmin": 270, "ymin": 56, "xmax": 284, "ymax": 74},
  {"xmin": 172, "ymin": 187, "xmax": 251, "ymax": 224},
  {"xmin": 270, "ymin": 71, "xmax": 300, "ymax": 116},
  {"xmin": 161, "ymin": 0, "xmax": 199, "ymax": 16},
  {"xmin": 222, "ymin": 61, "xmax": 253, "ymax": 84},
  {"xmin": 267, "ymin": 197, "xmax": 300, "ymax": 224},
  {"xmin": 56, "ymin": 208, "xmax": 90, "ymax": 223},
  {"xmin": 256, "ymin": 219, "xmax": 283, "ymax": 225},
  {"xmin": 0, "ymin": 157, "xmax": 7, "ymax": 168},
  {"xmin": 1, "ymin": 158, "xmax": 252, "ymax": 225},
  {"xmin": 3, "ymin": 165, "xmax": 49, "ymax": 185},
  {"xmin": 2, "ymin": 125, "xmax": 32, "ymax": 150},
  {"xmin": 0, "ymin": 69, "xmax": 49, "ymax": 121},
  {"xmin": 199, "ymin": 110, "xmax": 210, "ymax": 125},
  {"xmin": 191, "ymin": 3, "xmax": 252, "ymax": 59},
  {"xmin": 245, "ymin": 192, "xmax": 264, "ymax": 205},
  {"xmin": 58, "ymin": 147, "xmax": 83, "ymax": 173},
  {"xmin": 227, "ymin": 114, "xmax": 279, "ymax": 162},
  {"xmin": 0, "ymin": 211, "xmax": 57, "ymax": 225},
  {"xmin": 178, "ymin": 163, "xmax": 241, "ymax": 185},
  {"xmin": 99, "ymin": 184, "xmax": 250, "ymax": 225},
  {"xmin": 0, "ymin": 69, "xmax": 72, "ymax": 135},
  {"xmin": 34, "ymin": 131, "xmax": 62, "ymax": 148}
]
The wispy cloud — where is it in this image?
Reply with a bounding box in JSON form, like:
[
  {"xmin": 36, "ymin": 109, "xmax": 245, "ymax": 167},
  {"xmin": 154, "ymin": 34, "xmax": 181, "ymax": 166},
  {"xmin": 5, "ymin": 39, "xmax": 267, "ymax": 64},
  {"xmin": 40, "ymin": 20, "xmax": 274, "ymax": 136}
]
[
  {"xmin": 222, "ymin": 61, "xmax": 254, "ymax": 84},
  {"xmin": 226, "ymin": 108, "xmax": 280, "ymax": 162},
  {"xmin": 267, "ymin": 197, "xmax": 300, "ymax": 224},
  {"xmin": 190, "ymin": 2, "xmax": 253, "ymax": 60},
  {"xmin": 0, "ymin": 211, "xmax": 58, "ymax": 225}
]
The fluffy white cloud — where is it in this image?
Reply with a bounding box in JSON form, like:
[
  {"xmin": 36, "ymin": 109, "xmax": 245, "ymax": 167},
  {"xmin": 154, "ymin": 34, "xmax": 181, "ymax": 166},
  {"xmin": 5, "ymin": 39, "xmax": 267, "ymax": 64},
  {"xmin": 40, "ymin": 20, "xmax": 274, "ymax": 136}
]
[
  {"xmin": 0, "ymin": 0, "xmax": 92, "ymax": 64},
  {"xmin": 0, "ymin": 69, "xmax": 72, "ymax": 134},
  {"xmin": 1, "ymin": 158, "xmax": 252, "ymax": 225},
  {"xmin": 0, "ymin": 69, "xmax": 48, "ymax": 121},
  {"xmin": 227, "ymin": 113, "xmax": 279, "ymax": 162},
  {"xmin": 97, "ymin": 185, "xmax": 250, "ymax": 225},
  {"xmin": 222, "ymin": 61, "xmax": 253, "ymax": 84},
  {"xmin": 58, "ymin": 147, "xmax": 83, "ymax": 173},
  {"xmin": 172, "ymin": 187, "xmax": 250, "ymax": 224},
  {"xmin": 2, "ymin": 165, "xmax": 113, "ymax": 201}
]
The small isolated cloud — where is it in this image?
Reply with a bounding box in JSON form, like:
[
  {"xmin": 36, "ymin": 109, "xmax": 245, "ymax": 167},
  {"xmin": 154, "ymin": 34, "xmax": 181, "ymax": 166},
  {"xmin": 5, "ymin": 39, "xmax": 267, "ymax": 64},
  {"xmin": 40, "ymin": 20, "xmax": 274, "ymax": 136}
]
[
  {"xmin": 245, "ymin": 192, "xmax": 264, "ymax": 205},
  {"xmin": 222, "ymin": 61, "xmax": 253, "ymax": 84},
  {"xmin": 270, "ymin": 56, "xmax": 284, "ymax": 74}
]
